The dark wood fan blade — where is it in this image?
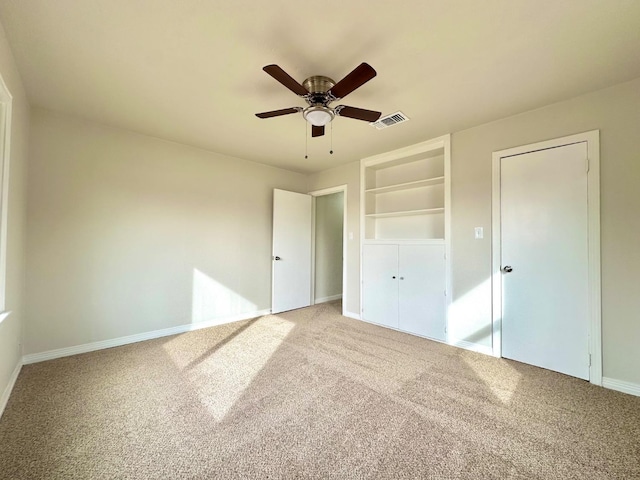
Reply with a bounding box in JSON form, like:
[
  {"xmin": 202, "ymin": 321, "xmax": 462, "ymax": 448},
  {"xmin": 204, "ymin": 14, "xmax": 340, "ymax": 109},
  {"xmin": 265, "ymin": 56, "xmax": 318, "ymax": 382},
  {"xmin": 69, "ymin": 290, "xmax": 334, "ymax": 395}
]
[
  {"xmin": 255, "ymin": 108, "xmax": 300, "ymax": 119},
  {"xmin": 311, "ymin": 125, "xmax": 325, "ymax": 137},
  {"xmin": 328, "ymin": 63, "xmax": 377, "ymax": 99},
  {"xmin": 263, "ymin": 65, "xmax": 308, "ymax": 96},
  {"xmin": 335, "ymin": 106, "xmax": 382, "ymax": 122}
]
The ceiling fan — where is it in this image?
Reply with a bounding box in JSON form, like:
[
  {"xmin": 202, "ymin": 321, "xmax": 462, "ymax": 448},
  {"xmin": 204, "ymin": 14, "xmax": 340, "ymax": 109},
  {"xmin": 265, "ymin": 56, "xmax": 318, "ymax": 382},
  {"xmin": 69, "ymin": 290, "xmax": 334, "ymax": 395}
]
[{"xmin": 255, "ymin": 63, "xmax": 382, "ymax": 137}]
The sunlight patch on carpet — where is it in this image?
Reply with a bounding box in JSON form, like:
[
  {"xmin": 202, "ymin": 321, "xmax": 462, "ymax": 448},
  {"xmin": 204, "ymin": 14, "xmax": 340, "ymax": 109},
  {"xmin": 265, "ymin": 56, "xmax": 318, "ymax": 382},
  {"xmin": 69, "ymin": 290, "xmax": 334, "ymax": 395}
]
[
  {"xmin": 181, "ymin": 315, "xmax": 294, "ymax": 421},
  {"xmin": 462, "ymin": 354, "xmax": 522, "ymax": 404}
]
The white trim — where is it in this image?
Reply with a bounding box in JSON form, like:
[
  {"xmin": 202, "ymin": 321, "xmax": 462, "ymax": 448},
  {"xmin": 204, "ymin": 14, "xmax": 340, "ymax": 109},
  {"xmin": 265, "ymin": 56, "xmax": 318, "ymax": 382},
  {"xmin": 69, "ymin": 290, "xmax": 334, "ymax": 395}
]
[
  {"xmin": 22, "ymin": 309, "xmax": 271, "ymax": 365},
  {"xmin": 442, "ymin": 136, "xmax": 452, "ymax": 343},
  {"xmin": 0, "ymin": 74, "xmax": 13, "ymax": 311},
  {"xmin": 342, "ymin": 311, "xmax": 361, "ymax": 321},
  {"xmin": 309, "ymin": 184, "xmax": 348, "ymax": 318},
  {"xmin": 314, "ymin": 294, "xmax": 342, "ymax": 304},
  {"xmin": 602, "ymin": 377, "xmax": 640, "ymax": 397},
  {"xmin": 0, "ymin": 360, "xmax": 21, "ymax": 418},
  {"xmin": 308, "ymin": 185, "xmax": 348, "ymax": 197},
  {"xmin": 359, "ymin": 134, "xmax": 451, "ymax": 167},
  {"xmin": 448, "ymin": 339, "xmax": 494, "ymax": 356},
  {"xmin": 491, "ymin": 130, "xmax": 602, "ymax": 385}
]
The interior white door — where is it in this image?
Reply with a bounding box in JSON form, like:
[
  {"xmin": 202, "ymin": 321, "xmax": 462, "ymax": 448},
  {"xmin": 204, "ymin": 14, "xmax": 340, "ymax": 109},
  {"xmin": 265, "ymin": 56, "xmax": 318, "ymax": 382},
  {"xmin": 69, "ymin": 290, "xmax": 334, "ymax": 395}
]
[
  {"xmin": 272, "ymin": 189, "xmax": 312, "ymax": 314},
  {"xmin": 362, "ymin": 244, "xmax": 398, "ymax": 328},
  {"xmin": 501, "ymin": 142, "xmax": 589, "ymax": 379},
  {"xmin": 399, "ymin": 245, "xmax": 446, "ymax": 340}
]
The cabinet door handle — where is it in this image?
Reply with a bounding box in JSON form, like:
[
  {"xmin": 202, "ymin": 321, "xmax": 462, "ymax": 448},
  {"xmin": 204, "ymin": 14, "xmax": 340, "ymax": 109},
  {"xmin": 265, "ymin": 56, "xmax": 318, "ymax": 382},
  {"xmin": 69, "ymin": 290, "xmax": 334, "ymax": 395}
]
[
  {"xmin": 399, "ymin": 277, "xmax": 404, "ymax": 280},
  {"xmin": 392, "ymin": 276, "xmax": 396, "ymax": 279}
]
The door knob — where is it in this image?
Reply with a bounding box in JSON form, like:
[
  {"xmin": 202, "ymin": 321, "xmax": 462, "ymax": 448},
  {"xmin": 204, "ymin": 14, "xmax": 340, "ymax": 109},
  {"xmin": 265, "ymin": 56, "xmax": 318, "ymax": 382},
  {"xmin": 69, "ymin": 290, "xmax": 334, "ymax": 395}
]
[
  {"xmin": 502, "ymin": 265, "xmax": 513, "ymax": 273},
  {"xmin": 274, "ymin": 256, "xmax": 281, "ymax": 261}
]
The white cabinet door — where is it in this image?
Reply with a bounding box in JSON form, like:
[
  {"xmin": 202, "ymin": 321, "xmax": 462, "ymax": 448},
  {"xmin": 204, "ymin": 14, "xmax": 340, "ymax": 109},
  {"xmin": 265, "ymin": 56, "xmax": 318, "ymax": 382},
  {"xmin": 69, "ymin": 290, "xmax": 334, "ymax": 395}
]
[
  {"xmin": 399, "ymin": 245, "xmax": 446, "ymax": 340},
  {"xmin": 362, "ymin": 244, "xmax": 398, "ymax": 328}
]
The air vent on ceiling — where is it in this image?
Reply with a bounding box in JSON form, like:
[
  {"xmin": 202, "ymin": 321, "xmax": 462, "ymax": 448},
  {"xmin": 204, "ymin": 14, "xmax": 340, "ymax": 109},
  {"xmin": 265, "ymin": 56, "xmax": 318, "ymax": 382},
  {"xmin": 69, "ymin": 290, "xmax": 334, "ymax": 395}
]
[{"xmin": 370, "ymin": 111, "xmax": 409, "ymax": 130}]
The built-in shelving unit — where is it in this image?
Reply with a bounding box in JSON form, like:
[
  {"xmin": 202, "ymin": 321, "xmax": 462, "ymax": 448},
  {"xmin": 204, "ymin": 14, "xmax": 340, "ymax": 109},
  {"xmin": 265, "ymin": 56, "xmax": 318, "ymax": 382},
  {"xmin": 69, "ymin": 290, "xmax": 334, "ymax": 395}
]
[
  {"xmin": 360, "ymin": 135, "xmax": 451, "ymax": 343},
  {"xmin": 361, "ymin": 136, "xmax": 450, "ymax": 242}
]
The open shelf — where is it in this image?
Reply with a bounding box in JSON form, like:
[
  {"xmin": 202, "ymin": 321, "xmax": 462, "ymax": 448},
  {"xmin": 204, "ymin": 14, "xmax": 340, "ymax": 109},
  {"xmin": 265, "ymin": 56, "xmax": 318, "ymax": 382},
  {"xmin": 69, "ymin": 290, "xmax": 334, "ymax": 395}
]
[
  {"xmin": 365, "ymin": 176, "xmax": 445, "ymax": 195},
  {"xmin": 365, "ymin": 207, "xmax": 444, "ymax": 218}
]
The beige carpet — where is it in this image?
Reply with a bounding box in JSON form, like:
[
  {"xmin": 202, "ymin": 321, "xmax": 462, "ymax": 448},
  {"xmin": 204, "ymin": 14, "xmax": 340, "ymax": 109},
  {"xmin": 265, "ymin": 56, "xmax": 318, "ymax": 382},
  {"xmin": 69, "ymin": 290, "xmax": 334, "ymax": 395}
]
[{"xmin": 1, "ymin": 301, "xmax": 639, "ymax": 479}]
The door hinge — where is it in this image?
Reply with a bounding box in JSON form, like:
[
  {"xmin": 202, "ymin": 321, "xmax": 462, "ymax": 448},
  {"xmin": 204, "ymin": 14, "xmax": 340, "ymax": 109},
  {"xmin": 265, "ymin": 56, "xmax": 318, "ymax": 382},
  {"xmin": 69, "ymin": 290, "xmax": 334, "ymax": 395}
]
[
  {"xmin": 586, "ymin": 157, "xmax": 590, "ymax": 173},
  {"xmin": 589, "ymin": 353, "xmax": 592, "ymax": 367}
]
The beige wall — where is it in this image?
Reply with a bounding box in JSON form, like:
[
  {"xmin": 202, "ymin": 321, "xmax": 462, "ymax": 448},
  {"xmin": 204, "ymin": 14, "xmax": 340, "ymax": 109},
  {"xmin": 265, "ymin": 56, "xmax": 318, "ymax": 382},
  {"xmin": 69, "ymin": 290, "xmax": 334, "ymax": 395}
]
[
  {"xmin": 0, "ymin": 23, "xmax": 29, "ymax": 401},
  {"xmin": 307, "ymin": 162, "xmax": 360, "ymax": 316},
  {"xmin": 25, "ymin": 108, "xmax": 307, "ymax": 354},
  {"xmin": 451, "ymin": 77, "xmax": 640, "ymax": 385},
  {"xmin": 314, "ymin": 192, "xmax": 343, "ymax": 302}
]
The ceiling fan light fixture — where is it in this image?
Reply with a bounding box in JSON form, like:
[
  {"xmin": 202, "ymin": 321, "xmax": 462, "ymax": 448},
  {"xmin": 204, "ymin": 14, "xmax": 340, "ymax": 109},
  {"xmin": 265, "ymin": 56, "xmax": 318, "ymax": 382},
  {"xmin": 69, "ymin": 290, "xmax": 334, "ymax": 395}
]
[{"xmin": 303, "ymin": 106, "xmax": 334, "ymax": 126}]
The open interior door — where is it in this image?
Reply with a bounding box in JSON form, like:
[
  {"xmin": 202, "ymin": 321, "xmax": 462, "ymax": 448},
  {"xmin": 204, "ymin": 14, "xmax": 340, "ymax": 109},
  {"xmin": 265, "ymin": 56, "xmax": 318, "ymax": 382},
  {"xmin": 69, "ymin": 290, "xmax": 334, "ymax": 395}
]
[{"xmin": 272, "ymin": 189, "xmax": 312, "ymax": 313}]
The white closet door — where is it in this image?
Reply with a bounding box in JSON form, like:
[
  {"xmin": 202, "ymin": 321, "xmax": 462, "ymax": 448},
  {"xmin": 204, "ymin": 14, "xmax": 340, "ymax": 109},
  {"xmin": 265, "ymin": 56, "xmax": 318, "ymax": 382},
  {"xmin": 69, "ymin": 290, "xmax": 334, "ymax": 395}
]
[
  {"xmin": 272, "ymin": 189, "xmax": 312, "ymax": 314},
  {"xmin": 501, "ymin": 142, "xmax": 589, "ymax": 379},
  {"xmin": 399, "ymin": 245, "xmax": 446, "ymax": 340},
  {"xmin": 362, "ymin": 244, "xmax": 398, "ymax": 328}
]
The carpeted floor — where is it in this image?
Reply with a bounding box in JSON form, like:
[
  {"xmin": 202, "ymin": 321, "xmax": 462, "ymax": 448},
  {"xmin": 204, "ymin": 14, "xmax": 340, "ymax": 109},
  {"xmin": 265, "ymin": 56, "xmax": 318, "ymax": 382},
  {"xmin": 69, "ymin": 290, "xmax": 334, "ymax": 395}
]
[{"xmin": 1, "ymin": 301, "xmax": 639, "ymax": 479}]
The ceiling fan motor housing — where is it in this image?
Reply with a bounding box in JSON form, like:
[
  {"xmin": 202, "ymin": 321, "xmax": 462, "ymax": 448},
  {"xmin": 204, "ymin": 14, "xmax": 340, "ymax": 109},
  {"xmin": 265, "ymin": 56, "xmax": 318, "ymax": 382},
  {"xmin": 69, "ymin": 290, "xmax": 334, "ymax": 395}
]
[
  {"xmin": 301, "ymin": 75, "xmax": 337, "ymax": 126},
  {"xmin": 303, "ymin": 76, "xmax": 336, "ymax": 95}
]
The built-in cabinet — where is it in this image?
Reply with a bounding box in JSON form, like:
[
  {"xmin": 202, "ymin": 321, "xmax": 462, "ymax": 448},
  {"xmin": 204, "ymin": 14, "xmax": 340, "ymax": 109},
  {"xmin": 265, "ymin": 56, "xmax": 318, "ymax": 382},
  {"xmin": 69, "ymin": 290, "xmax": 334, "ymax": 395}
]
[
  {"xmin": 360, "ymin": 135, "xmax": 450, "ymax": 342},
  {"xmin": 363, "ymin": 244, "xmax": 446, "ymax": 340}
]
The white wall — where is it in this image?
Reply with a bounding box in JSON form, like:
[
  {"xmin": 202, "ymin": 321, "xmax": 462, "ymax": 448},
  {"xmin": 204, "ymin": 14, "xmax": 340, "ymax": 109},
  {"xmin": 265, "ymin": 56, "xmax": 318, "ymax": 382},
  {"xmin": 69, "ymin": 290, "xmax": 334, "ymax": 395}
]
[
  {"xmin": 25, "ymin": 108, "xmax": 307, "ymax": 354},
  {"xmin": 307, "ymin": 162, "xmax": 360, "ymax": 317},
  {"xmin": 0, "ymin": 22, "xmax": 29, "ymax": 406},
  {"xmin": 450, "ymin": 77, "xmax": 640, "ymax": 386},
  {"xmin": 314, "ymin": 192, "xmax": 343, "ymax": 302}
]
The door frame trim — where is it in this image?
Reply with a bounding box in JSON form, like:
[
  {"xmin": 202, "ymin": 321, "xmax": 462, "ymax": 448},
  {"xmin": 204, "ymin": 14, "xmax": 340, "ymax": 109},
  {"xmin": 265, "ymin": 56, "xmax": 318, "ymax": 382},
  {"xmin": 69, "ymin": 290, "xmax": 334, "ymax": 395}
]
[
  {"xmin": 491, "ymin": 130, "xmax": 602, "ymax": 385},
  {"xmin": 309, "ymin": 185, "xmax": 348, "ymax": 317}
]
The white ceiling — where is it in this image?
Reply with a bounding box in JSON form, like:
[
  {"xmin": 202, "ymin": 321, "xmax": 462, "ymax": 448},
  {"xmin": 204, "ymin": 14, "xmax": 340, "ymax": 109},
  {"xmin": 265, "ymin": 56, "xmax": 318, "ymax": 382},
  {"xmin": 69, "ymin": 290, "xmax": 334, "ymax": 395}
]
[{"xmin": 1, "ymin": 0, "xmax": 639, "ymax": 174}]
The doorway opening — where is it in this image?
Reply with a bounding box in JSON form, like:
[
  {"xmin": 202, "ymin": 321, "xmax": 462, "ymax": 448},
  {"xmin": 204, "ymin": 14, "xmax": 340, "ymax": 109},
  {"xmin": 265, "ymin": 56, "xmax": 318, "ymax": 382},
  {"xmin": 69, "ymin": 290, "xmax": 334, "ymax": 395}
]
[{"xmin": 310, "ymin": 186, "xmax": 347, "ymax": 316}]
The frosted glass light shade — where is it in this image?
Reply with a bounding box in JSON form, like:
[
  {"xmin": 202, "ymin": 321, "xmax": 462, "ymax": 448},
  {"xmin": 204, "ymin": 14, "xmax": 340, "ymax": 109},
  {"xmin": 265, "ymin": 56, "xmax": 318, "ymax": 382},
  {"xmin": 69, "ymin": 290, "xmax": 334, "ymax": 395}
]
[{"xmin": 303, "ymin": 106, "xmax": 334, "ymax": 126}]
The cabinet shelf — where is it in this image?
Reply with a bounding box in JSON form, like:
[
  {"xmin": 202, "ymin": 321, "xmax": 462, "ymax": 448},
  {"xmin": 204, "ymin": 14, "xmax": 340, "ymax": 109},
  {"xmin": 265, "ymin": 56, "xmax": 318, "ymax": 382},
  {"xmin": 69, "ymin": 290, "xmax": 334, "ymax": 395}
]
[
  {"xmin": 365, "ymin": 207, "xmax": 444, "ymax": 218},
  {"xmin": 365, "ymin": 176, "xmax": 445, "ymax": 194}
]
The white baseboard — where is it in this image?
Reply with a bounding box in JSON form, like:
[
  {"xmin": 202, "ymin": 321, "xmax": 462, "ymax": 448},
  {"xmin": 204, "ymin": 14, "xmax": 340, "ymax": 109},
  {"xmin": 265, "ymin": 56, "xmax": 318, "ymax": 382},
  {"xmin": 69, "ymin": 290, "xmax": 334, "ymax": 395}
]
[
  {"xmin": 22, "ymin": 309, "xmax": 271, "ymax": 365},
  {"xmin": 314, "ymin": 294, "xmax": 342, "ymax": 304},
  {"xmin": 447, "ymin": 338, "xmax": 494, "ymax": 356},
  {"xmin": 343, "ymin": 311, "xmax": 361, "ymax": 320},
  {"xmin": 602, "ymin": 377, "xmax": 640, "ymax": 397},
  {"xmin": 0, "ymin": 360, "xmax": 22, "ymax": 418}
]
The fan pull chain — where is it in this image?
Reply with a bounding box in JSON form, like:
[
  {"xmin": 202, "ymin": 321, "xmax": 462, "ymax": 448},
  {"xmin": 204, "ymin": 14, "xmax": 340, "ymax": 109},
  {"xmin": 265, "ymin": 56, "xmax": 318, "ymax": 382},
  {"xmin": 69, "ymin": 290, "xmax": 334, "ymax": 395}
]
[
  {"xmin": 330, "ymin": 122, "xmax": 333, "ymax": 154},
  {"xmin": 305, "ymin": 122, "xmax": 308, "ymax": 159}
]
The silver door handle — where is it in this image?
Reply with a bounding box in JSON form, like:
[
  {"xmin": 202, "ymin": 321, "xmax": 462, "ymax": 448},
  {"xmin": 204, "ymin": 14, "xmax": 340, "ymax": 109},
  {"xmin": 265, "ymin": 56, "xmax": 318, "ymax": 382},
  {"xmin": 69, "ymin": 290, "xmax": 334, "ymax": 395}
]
[{"xmin": 502, "ymin": 265, "xmax": 513, "ymax": 273}]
